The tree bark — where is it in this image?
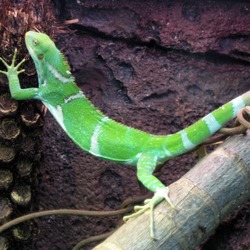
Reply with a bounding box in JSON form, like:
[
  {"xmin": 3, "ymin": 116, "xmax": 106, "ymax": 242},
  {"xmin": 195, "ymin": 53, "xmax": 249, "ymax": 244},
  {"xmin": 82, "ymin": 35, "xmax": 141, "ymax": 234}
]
[{"xmin": 94, "ymin": 133, "xmax": 250, "ymax": 250}]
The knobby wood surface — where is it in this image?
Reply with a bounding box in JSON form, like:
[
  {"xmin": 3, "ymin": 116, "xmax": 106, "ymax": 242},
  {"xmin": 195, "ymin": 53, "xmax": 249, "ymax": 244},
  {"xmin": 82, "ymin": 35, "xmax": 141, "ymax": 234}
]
[{"xmin": 94, "ymin": 133, "xmax": 250, "ymax": 250}]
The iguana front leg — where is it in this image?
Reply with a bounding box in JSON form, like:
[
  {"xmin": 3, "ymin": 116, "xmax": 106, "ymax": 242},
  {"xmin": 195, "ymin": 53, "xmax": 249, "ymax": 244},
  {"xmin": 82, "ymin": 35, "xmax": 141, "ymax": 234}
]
[
  {"xmin": 0, "ymin": 49, "xmax": 38, "ymax": 100},
  {"xmin": 123, "ymin": 153, "xmax": 175, "ymax": 240}
]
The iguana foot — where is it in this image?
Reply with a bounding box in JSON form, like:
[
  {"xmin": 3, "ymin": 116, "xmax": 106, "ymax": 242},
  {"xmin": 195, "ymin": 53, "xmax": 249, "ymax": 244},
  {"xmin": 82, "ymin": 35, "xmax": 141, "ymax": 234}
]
[
  {"xmin": 123, "ymin": 187, "xmax": 174, "ymax": 240},
  {"xmin": 0, "ymin": 49, "xmax": 25, "ymax": 76}
]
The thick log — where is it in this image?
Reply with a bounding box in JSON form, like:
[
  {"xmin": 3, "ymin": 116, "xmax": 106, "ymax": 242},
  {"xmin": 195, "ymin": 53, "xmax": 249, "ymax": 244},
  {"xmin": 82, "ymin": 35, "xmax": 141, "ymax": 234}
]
[{"xmin": 94, "ymin": 133, "xmax": 250, "ymax": 250}]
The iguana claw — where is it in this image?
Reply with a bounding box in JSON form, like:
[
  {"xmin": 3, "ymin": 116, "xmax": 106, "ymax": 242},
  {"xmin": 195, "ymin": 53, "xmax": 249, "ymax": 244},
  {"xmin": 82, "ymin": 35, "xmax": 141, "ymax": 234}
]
[
  {"xmin": 123, "ymin": 187, "xmax": 175, "ymax": 240},
  {"xmin": 0, "ymin": 49, "xmax": 25, "ymax": 76}
]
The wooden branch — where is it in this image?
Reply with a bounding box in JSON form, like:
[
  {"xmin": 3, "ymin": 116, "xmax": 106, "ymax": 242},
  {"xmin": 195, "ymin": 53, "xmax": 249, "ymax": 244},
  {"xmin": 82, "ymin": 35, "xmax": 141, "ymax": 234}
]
[{"xmin": 94, "ymin": 133, "xmax": 250, "ymax": 250}]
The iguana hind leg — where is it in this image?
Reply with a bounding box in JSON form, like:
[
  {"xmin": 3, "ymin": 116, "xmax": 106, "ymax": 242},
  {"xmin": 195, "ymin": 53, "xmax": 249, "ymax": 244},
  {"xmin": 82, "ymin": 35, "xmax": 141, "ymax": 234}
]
[{"xmin": 123, "ymin": 153, "xmax": 175, "ymax": 239}]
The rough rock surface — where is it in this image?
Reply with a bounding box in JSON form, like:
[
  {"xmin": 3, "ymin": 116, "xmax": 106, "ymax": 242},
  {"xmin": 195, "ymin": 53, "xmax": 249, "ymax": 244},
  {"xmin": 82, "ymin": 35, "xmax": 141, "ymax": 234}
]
[{"xmin": 34, "ymin": 1, "xmax": 250, "ymax": 249}]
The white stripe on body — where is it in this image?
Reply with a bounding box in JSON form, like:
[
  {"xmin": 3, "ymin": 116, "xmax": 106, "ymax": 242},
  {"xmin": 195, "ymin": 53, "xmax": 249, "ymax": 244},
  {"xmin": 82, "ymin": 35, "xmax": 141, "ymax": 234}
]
[
  {"xmin": 89, "ymin": 116, "xmax": 109, "ymax": 156},
  {"xmin": 64, "ymin": 91, "xmax": 86, "ymax": 103},
  {"xmin": 179, "ymin": 130, "xmax": 196, "ymax": 150},
  {"xmin": 162, "ymin": 145, "xmax": 172, "ymax": 157},
  {"xmin": 43, "ymin": 102, "xmax": 66, "ymax": 131},
  {"xmin": 231, "ymin": 96, "xmax": 245, "ymax": 116},
  {"xmin": 48, "ymin": 63, "xmax": 72, "ymax": 83},
  {"xmin": 202, "ymin": 113, "xmax": 222, "ymax": 134}
]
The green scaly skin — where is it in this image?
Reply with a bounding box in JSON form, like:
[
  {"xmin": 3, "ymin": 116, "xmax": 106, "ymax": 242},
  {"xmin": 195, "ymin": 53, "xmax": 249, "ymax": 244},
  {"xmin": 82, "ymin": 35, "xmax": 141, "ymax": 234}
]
[{"xmin": 0, "ymin": 31, "xmax": 250, "ymax": 239}]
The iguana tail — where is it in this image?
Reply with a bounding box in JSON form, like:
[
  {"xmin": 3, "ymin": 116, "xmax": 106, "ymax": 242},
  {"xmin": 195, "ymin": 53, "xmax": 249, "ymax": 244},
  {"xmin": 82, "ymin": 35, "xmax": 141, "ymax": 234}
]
[{"xmin": 162, "ymin": 91, "xmax": 250, "ymax": 158}]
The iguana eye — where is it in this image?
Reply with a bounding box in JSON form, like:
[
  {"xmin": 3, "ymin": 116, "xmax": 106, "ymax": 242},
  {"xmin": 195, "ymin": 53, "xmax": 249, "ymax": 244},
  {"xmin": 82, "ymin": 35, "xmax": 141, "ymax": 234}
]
[
  {"xmin": 33, "ymin": 40, "xmax": 38, "ymax": 46},
  {"xmin": 38, "ymin": 54, "xmax": 44, "ymax": 60}
]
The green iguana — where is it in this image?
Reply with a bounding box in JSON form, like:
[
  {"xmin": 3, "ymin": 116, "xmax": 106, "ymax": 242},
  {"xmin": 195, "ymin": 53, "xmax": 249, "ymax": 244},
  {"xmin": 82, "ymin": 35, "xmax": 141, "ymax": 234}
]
[{"xmin": 1, "ymin": 31, "xmax": 249, "ymax": 239}]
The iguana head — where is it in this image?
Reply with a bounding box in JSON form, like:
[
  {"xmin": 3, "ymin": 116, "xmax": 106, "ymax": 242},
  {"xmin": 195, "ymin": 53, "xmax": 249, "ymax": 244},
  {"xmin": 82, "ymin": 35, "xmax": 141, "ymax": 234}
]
[
  {"xmin": 25, "ymin": 31, "xmax": 54, "ymax": 63},
  {"xmin": 25, "ymin": 31, "xmax": 73, "ymax": 86}
]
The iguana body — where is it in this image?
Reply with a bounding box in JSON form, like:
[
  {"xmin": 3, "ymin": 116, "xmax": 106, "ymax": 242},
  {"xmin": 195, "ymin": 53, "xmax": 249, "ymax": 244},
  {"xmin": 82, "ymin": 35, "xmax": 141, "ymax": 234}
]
[{"xmin": 1, "ymin": 31, "xmax": 250, "ymax": 239}]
